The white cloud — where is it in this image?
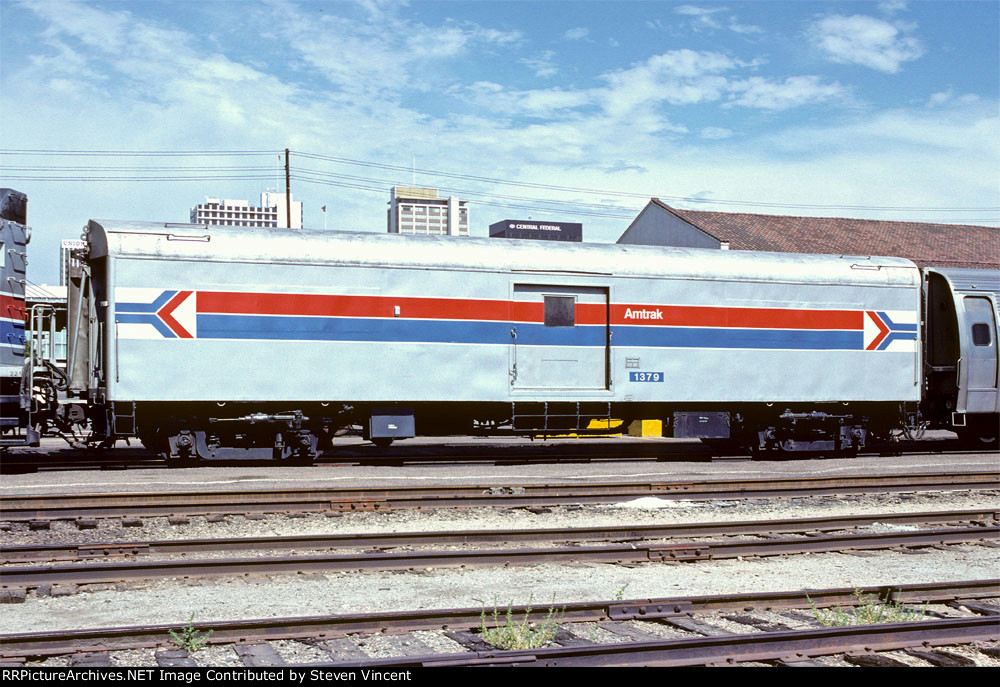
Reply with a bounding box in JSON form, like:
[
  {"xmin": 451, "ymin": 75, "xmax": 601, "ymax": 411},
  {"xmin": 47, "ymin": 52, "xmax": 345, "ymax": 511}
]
[
  {"xmin": 674, "ymin": 5, "xmax": 725, "ymax": 31},
  {"xmin": 764, "ymin": 105, "xmax": 999, "ymax": 158},
  {"xmin": 27, "ymin": 38, "xmax": 106, "ymax": 84},
  {"xmin": 454, "ymin": 46, "xmax": 848, "ymax": 132},
  {"xmin": 520, "ymin": 51, "xmax": 559, "ymax": 78},
  {"xmin": 640, "ymin": 49, "xmax": 740, "ymax": 79},
  {"xmin": 927, "ymin": 89, "xmax": 982, "ymax": 108},
  {"xmin": 727, "ymin": 76, "xmax": 849, "ymax": 111},
  {"xmin": 564, "ymin": 27, "xmax": 589, "ymax": 40},
  {"xmin": 351, "ymin": 0, "xmax": 407, "ymax": 20},
  {"xmin": 260, "ymin": 4, "xmax": 522, "ymax": 96},
  {"xmin": 675, "ymin": 5, "xmax": 723, "ymax": 16},
  {"xmin": 728, "ymin": 21, "xmax": 763, "ymax": 35},
  {"xmin": 23, "ymin": 0, "xmax": 131, "ymax": 52},
  {"xmin": 599, "ymin": 50, "xmax": 736, "ymax": 116},
  {"xmin": 643, "ymin": 105, "xmax": 999, "ymax": 230},
  {"xmin": 878, "ymin": 1, "xmax": 908, "ymax": 15},
  {"xmin": 672, "ymin": 5, "xmax": 762, "ymax": 35},
  {"xmin": 700, "ymin": 127, "xmax": 733, "ymax": 140},
  {"xmin": 598, "ymin": 50, "xmax": 844, "ymax": 115},
  {"xmin": 808, "ymin": 14, "xmax": 924, "ymax": 73},
  {"xmin": 406, "ymin": 25, "xmax": 471, "ymax": 59},
  {"xmin": 928, "ymin": 90, "xmax": 954, "ymax": 107},
  {"xmin": 8, "ymin": 0, "xmax": 996, "ymax": 284},
  {"xmin": 515, "ymin": 89, "xmax": 593, "ymax": 115},
  {"xmin": 466, "ymin": 81, "xmax": 504, "ymax": 95},
  {"xmin": 473, "ymin": 26, "xmax": 524, "ymax": 46}
]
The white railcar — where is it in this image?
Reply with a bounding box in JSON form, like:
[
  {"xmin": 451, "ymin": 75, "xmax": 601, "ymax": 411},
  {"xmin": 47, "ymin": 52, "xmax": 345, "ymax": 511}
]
[{"xmin": 47, "ymin": 219, "xmax": 993, "ymax": 462}]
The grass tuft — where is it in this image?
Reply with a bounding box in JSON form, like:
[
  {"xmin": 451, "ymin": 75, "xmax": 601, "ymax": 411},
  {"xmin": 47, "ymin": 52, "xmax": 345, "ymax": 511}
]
[
  {"xmin": 479, "ymin": 595, "xmax": 564, "ymax": 650},
  {"xmin": 168, "ymin": 613, "xmax": 214, "ymax": 653},
  {"xmin": 809, "ymin": 589, "xmax": 927, "ymax": 627}
]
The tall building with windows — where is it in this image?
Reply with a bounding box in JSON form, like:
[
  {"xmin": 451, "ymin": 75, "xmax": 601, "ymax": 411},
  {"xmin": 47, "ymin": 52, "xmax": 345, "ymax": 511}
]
[
  {"xmin": 190, "ymin": 191, "xmax": 302, "ymax": 229},
  {"xmin": 387, "ymin": 187, "xmax": 469, "ymax": 236}
]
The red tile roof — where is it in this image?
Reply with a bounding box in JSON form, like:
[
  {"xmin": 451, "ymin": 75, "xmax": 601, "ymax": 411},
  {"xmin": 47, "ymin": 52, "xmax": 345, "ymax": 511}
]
[{"xmin": 653, "ymin": 199, "xmax": 1000, "ymax": 270}]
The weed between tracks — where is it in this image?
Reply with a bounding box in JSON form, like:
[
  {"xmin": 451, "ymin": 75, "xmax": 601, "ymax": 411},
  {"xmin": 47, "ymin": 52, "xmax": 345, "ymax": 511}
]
[
  {"xmin": 809, "ymin": 590, "xmax": 928, "ymax": 626},
  {"xmin": 479, "ymin": 596, "xmax": 565, "ymax": 650},
  {"xmin": 169, "ymin": 613, "xmax": 214, "ymax": 653}
]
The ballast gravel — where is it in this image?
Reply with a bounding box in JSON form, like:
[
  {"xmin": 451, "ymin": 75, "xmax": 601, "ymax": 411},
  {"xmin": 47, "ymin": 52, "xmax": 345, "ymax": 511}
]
[
  {"xmin": 4, "ymin": 474, "xmax": 999, "ymax": 668},
  {"xmin": 2, "ymin": 489, "xmax": 996, "ymax": 547},
  {"xmin": 270, "ymin": 640, "xmax": 330, "ymax": 665},
  {"xmin": 2, "ymin": 489, "xmax": 998, "ymax": 635},
  {"xmin": 4, "ymin": 437, "xmax": 998, "ymax": 667}
]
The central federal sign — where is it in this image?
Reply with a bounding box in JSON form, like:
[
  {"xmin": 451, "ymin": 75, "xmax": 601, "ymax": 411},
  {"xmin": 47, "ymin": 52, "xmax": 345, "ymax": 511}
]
[{"xmin": 489, "ymin": 219, "xmax": 583, "ymax": 242}]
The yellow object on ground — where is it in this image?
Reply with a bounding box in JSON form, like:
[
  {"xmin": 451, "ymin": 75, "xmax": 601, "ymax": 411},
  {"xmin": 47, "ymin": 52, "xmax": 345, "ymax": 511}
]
[
  {"xmin": 541, "ymin": 419, "xmax": 624, "ymax": 438},
  {"xmin": 587, "ymin": 419, "xmax": 623, "ymax": 432},
  {"xmin": 537, "ymin": 419, "xmax": 664, "ymax": 438},
  {"xmin": 627, "ymin": 419, "xmax": 663, "ymax": 437}
]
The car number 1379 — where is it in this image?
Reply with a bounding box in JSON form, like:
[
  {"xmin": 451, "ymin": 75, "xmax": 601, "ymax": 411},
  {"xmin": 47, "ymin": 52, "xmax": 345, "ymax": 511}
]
[{"xmin": 629, "ymin": 372, "xmax": 664, "ymax": 382}]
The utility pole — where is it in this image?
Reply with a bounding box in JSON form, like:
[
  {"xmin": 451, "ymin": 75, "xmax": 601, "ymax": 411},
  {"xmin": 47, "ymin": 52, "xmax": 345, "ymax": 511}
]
[{"xmin": 284, "ymin": 148, "xmax": 292, "ymax": 228}]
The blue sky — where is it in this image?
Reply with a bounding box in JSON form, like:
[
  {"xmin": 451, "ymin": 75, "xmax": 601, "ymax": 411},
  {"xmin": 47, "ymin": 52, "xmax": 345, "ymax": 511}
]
[{"xmin": 2, "ymin": 0, "xmax": 998, "ymax": 283}]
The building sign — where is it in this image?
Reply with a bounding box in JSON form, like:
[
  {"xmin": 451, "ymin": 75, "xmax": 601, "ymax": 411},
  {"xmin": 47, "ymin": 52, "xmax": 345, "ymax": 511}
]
[{"xmin": 489, "ymin": 220, "xmax": 583, "ymax": 242}]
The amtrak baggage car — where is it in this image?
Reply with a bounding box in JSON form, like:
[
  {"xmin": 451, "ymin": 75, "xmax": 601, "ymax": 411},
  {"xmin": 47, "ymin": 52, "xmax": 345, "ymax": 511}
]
[{"xmin": 72, "ymin": 219, "xmax": 924, "ymax": 462}]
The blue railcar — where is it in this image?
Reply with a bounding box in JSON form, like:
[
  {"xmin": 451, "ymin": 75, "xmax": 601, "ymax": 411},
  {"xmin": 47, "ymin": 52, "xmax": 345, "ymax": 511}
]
[{"xmin": 0, "ymin": 189, "xmax": 39, "ymax": 448}]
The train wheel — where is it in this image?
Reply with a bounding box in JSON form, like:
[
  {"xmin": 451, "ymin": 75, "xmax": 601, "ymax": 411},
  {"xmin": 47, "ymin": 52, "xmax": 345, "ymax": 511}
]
[
  {"xmin": 957, "ymin": 416, "xmax": 999, "ymax": 450},
  {"xmin": 699, "ymin": 438, "xmax": 746, "ymax": 456},
  {"xmin": 284, "ymin": 453, "xmax": 315, "ymax": 466}
]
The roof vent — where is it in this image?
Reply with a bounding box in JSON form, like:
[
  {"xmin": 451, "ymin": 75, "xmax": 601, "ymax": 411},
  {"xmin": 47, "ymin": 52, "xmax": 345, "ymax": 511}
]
[{"xmin": 167, "ymin": 234, "xmax": 210, "ymax": 242}]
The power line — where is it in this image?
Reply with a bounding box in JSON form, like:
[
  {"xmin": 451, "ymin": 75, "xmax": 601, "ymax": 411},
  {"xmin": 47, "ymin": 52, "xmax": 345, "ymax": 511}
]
[
  {"xmin": 2, "ymin": 162, "xmax": 640, "ymax": 214},
  {"xmin": 3, "ymin": 175, "xmax": 277, "ymax": 182},
  {"xmin": 291, "ymin": 174, "xmax": 637, "ymax": 220},
  {"xmin": 293, "ymin": 150, "xmax": 1000, "ymax": 213},
  {"xmin": 2, "ymin": 148, "xmax": 998, "ymax": 215},
  {"xmin": 293, "ymin": 171, "xmax": 998, "ymax": 223},
  {"xmin": 0, "ymin": 149, "xmax": 281, "ymax": 156},
  {"xmin": 1, "ymin": 165, "xmax": 278, "ymax": 172},
  {"xmin": 0, "ymin": 161, "xmax": 643, "ymax": 219},
  {"xmin": 293, "ymin": 166, "xmax": 643, "ymax": 215}
]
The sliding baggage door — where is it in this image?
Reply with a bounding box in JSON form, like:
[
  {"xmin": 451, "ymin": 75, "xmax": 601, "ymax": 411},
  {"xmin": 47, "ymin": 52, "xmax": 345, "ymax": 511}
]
[{"xmin": 510, "ymin": 284, "xmax": 609, "ymax": 390}]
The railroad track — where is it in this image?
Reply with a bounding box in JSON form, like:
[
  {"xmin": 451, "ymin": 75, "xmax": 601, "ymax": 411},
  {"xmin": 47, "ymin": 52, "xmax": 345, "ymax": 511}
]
[
  {"xmin": 345, "ymin": 616, "xmax": 999, "ymax": 667},
  {"xmin": 3, "ymin": 471, "xmax": 997, "ymax": 523},
  {"xmin": 2, "ymin": 512, "xmax": 996, "ymax": 590},
  {"xmin": 3, "ymin": 508, "xmax": 996, "ymax": 564},
  {"xmin": 2, "ymin": 580, "xmax": 997, "ymax": 666}
]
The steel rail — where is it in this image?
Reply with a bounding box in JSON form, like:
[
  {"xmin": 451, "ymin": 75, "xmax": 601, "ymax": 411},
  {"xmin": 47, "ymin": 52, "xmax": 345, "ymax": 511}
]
[
  {"xmin": 2, "ymin": 471, "xmax": 997, "ymax": 522},
  {"xmin": 3, "ymin": 508, "xmax": 996, "ymax": 563},
  {"xmin": 331, "ymin": 616, "xmax": 1000, "ymax": 667},
  {"xmin": 317, "ymin": 436, "xmax": 981, "ymax": 466},
  {"xmin": 2, "ymin": 526, "xmax": 997, "ymax": 589},
  {"xmin": 0, "ymin": 579, "xmax": 995, "ymax": 659},
  {"xmin": 0, "ymin": 437, "xmax": 977, "ymax": 473}
]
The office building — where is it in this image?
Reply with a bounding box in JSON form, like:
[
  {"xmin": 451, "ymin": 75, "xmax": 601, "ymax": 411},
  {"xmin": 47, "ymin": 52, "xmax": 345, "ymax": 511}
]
[
  {"xmin": 387, "ymin": 187, "xmax": 469, "ymax": 236},
  {"xmin": 190, "ymin": 191, "xmax": 302, "ymax": 229}
]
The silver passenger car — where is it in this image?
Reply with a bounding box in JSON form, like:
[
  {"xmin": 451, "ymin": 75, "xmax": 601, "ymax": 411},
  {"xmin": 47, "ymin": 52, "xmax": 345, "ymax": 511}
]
[{"xmin": 40, "ymin": 219, "xmax": 995, "ymax": 461}]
